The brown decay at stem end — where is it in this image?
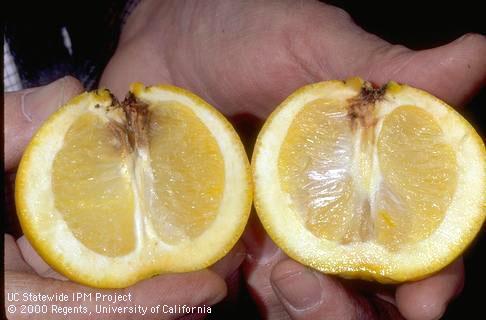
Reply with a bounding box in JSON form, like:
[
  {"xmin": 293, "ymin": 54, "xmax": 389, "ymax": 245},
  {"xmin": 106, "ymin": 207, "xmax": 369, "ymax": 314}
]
[
  {"xmin": 106, "ymin": 91, "xmax": 150, "ymax": 154},
  {"xmin": 347, "ymin": 81, "xmax": 386, "ymax": 130}
]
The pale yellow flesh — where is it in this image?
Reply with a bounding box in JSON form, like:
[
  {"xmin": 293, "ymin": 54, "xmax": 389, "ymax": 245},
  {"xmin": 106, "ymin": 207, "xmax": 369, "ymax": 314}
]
[
  {"xmin": 376, "ymin": 106, "xmax": 457, "ymax": 248},
  {"xmin": 52, "ymin": 113, "xmax": 135, "ymax": 256},
  {"xmin": 149, "ymin": 102, "xmax": 224, "ymax": 244},
  {"xmin": 278, "ymin": 99, "xmax": 355, "ymax": 242},
  {"xmin": 52, "ymin": 102, "xmax": 225, "ymax": 256},
  {"xmin": 278, "ymin": 101, "xmax": 457, "ymax": 250}
]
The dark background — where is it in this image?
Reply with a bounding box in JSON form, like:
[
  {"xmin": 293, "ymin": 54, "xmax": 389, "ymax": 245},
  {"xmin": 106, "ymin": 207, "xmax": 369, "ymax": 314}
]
[{"xmin": 3, "ymin": 0, "xmax": 485, "ymax": 319}]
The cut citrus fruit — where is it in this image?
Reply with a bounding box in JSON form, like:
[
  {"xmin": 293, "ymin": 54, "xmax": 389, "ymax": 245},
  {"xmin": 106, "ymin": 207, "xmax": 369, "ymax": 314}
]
[
  {"xmin": 15, "ymin": 83, "xmax": 252, "ymax": 288},
  {"xmin": 252, "ymin": 78, "xmax": 485, "ymax": 283}
]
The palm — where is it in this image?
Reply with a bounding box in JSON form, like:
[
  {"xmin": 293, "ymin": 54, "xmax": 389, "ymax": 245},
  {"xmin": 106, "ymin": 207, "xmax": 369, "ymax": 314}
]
[
  {"xmin": 102, "ymin": 0, "xmax": 356, "ymax": 117},
  {"xmin": 101, "ymin": 0, "xmax": 483, "ymax": 118}
]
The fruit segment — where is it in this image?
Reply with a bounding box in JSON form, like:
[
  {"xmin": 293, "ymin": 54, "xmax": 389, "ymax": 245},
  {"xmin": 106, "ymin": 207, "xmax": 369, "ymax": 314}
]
[
  {"xmin": 52, "ymin": 113, "xmax": 135, "ymax": 256},
  {"xmin": 376, "ymin": 105, "xmax": 457, "ymax": 249},
  {"xmin": 148, "ymin": 102, "xmax": 224, "ymax": 244},
  {"xmin": 278, "ymin": 99, "xmax": 356, "ymax": 242}
]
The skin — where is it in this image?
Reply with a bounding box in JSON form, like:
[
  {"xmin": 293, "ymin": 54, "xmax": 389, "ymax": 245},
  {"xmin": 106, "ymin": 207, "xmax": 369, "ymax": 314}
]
[{"xmin": 4, "ymin": 0, "xmax": 486, "ymax": 319}]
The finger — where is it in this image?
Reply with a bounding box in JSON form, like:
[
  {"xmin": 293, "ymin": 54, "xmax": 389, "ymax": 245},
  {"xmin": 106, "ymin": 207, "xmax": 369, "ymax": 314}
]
[
  {"xmin": 302, "ymin": 5, "xmax": 486, "ymax": 108},
  {"xmin": 5, "ymin": 269, "xmax": 226, "ymax": 320},
  {"xmin": 5, "ymin": 234, "xmax": 33, "ymax": 273},
  {"xmin": 7, "ymin": 235, "xmax": 227, "ymax": 320},
  {"xmin": 4, "ymin": 76, "xmax": 84, "ymax": 171},
  {"xmin": 17, "ymin": 235, "xmax": 245, "ymax": 295},
  {"xmin": 16, "ymin": 236, "xmax": 68, "ymax": 280},
  {"xmin": 396, "ymin": 258, "xmax": 464, "ymax": 320},
  {"xmin": 242, "ymin": 213, "xmax": 290, "ymax": 319},
  {"xmin": 8, "ymin": 236, "xmax": 227, "ymax": 319},
  {"xmin": 5, "ymin": 235, "xmax": 226, "ymax": 319},
  {"xmin": 209, "ymin": 240, "xmax": 247, "ymax": 306},
  {"xmin": 270, "ymin": 259, "xmax": 403, "ymax": 320},
  {"xmin": 368, "ymin": 34, "xmax": 486, "ymax": 107},
  {"xmin": 210, "ymin": 240, "xmax": 246, "ymax": 279}
]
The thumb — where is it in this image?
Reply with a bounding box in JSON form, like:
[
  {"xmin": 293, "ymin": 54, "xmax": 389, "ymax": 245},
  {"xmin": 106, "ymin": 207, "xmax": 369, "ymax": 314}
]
[
  {"xmin": 368, "ymin": 33, "xmax": 486, "ymax": 107},
  {"xmin": 6, "ymin": 235, "xmax": 227, "ymax": 320},
  {"xmin": 4, "ymin": 76, "xmax": 84, "ymax": 171},
  {"xmin": 303, "ymin": 4, "xmax": 485, "ymax": 107},
  {"xmin": 270, "ymin": 259, "xmax": 402, "ymax": 320}
]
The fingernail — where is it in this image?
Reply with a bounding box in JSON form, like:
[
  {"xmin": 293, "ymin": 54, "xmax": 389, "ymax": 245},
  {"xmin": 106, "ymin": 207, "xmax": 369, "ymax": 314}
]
[
  {"xmin": 272, "ymin": 265, "xmax": 323, "ymax": 310},
  {"xmin": 22, "ymin": 77, "xmax": 68, "ymax": 123}
]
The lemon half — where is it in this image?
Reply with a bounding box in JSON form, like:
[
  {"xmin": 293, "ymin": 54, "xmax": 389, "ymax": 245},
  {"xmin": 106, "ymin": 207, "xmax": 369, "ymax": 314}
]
[
  {"xmin": 252, "ymin": 78, "xmax": 485, "ymax": 283},
  {"xmin": 16, "ymin": 83, "xmax": 252, "ymax": 288}
]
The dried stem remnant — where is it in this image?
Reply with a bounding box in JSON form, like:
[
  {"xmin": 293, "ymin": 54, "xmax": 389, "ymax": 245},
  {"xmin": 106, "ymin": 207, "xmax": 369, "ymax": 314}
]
[
  {"xmin": 106, "ymin": 91, "xmax": 150, "ymax": 155},
  {"xmin": 121, "ymin": 92, "xmax": 150, "ymax": 152}
]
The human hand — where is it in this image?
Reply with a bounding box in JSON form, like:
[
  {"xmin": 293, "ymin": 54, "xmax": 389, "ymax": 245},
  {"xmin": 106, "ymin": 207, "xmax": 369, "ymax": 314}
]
[
  {"xmin": 99, "ymin": 1, "xmax": 485, "ymax": 319},
  {"xmin": 4, "ymin": 76, "xmax": 245, "ymax": 319},
  {"xmin": 100, "ymin": 0, "xmax": 484, "ymax": 117},
  {"xmin": 243, "ymin": 215, "xmax": 465, "ymax": 320}
]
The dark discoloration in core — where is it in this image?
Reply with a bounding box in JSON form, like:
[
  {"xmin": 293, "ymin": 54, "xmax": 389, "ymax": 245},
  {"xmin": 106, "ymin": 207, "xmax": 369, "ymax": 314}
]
[
  {"xmin": 108, "ymin": 120, "xmax": 133, "ymax": 154},
  {"xmin": 121, "ymin": 92, "xmax": 150, "ymax": 151},
  {"xmin": 347, "ymin": 82, "xmax": 386, "ymax": 130},
  {"xmin": 106, "ymin": 91, "xmax": 150, "ymax": 154}
]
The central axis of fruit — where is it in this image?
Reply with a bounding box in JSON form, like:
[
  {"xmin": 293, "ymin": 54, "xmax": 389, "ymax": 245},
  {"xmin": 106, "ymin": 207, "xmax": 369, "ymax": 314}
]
[
  {"xmin": 347, "ymin": 82, "xmax": 385, "ymax": 239},
  {"xmin": 121, "ymin": 93, "xmax": 150, "ymax": 153},
  {"xmin": 106, "ymin": 92, "xmax": 154, "ymax": 244}
]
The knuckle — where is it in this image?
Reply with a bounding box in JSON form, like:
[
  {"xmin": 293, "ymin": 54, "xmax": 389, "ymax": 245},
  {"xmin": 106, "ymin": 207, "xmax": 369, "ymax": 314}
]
[
  {"xmin": 61, "ymin": 76, "xmax": 85, "ymax": 96},
  {"xmin": 327, "ymin": 5, "xmax": 353, "ymax": 23}
]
